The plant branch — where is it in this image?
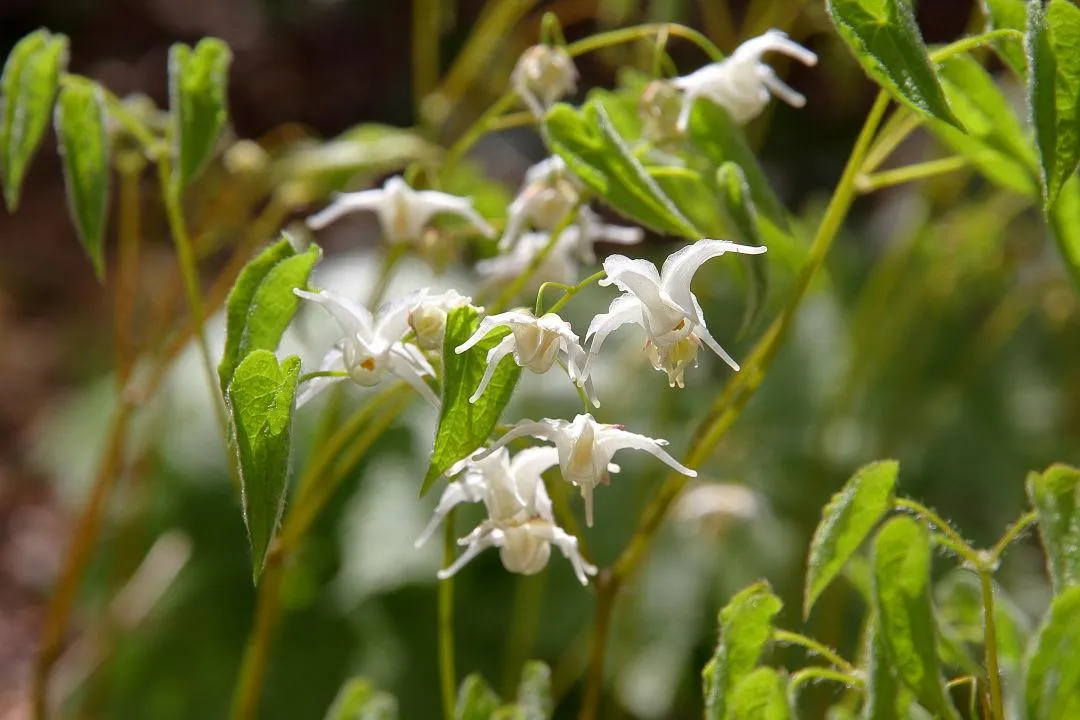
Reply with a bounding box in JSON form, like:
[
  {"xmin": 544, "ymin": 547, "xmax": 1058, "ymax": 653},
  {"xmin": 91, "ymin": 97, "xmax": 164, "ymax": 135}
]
[
  {"xmin": 857, "ymin": 156, "xmax": 968, "ymax": 194},
  {"xmin": 979, "ymin": 569, "xmax": 1005, "ymax": 720},
  {"xmin": 579, "ymin": 572, "xmax": 616, "ymax": 720},
  {"xmin": 439, "ymin": 512, "xmax": 458, "ymax": 720},
  {"xmin": 991, "ymin": 511, "xmax": 1037, "ymax": 561},
  {"xmin": 894, "ymin": 498, "xmax": 980, "ymax": 566},
  {"xmin": 774, "ymin": 629, "xmax": 857, "ymax": 675}
]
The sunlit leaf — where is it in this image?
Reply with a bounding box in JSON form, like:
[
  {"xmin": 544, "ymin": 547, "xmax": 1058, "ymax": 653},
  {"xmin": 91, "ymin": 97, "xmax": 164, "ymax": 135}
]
[
  {"xmin": 828, "ymin": 0, "xmax": 961, "ymax": 128},
  {"xmin": 324, "ymin": 677, "xmax": 398, "ymax": 720},
  {"xmin": 729, "ymin": 667, "xmax": 789, "ymax": 720},
  {"xmin": 1026, "ymin": 463, "xmax": 1080, "ymax": 593},
  {"xmin": 1047, "ymin": 173, "xmax": 1080, "ymax": 292},
  {"xmin": 455, "ymin": 674, "xmax": 501, "ymax": 720},
  {"xmin": 703, "ymin": 581, "xmax": 783, "ymax": 720},
  {"xmin": 169, "ymin": 37, "xmax": 232, "ymax": 188},
  {"xmin": 0, "ymin": 30, "xmax": 68, "ymax": 210},
  {"xmin": 1026, "ymin": 585, "xmax": 1080, "ymax": 720},
  {"xmin": 423, "ymin": 306, "xmax": 521, "ymax": 495},
  {"xmin": 227, "ymin": 350, "xmax": 301, "ymax": 582},
  {"xmin": 872, "ymin": 516, "xmax": 960, "ymax": 720},
  {"xmin": 982, "ymin": 0, "xmax": 1028, "ymax": 77},
  {"xmin": 805, "ymin": 460, "xmax": 899, "ymax": 617}
]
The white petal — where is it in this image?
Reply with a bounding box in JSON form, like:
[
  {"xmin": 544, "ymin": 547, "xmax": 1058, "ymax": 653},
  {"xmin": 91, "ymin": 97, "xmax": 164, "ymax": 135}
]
[
  {"xmin": 388, "ymin": 348, "xmax": 440, "ymax": 408},
  {"xmin": 499, "ymin": 197, "xmax": 531, "ymax": 251},
  {"xmin": 306, "ymin": 189, "xmax": 387, "ymax": 230},
  {"xmin": 437, "ymin": 528, "xmax": 503, "ymax": 579},
  {"xmin": 509, "ymin": 446, "xmax": 561, "ymax": 486},
  {"xmin": 599, "ymin": 428, "xmax": 697, "ymax": 478},
  {"xmin": 455, "ymin": 310, "xmax": 534, "ymax": 354},
  {"xmin": 482, "ymin": 420, "xmax": 560, "ymax": 457},
  {"xmin": 758, "ymin": 65, "xmax": 807, "ymax": 107},
  {"xmin": 415, "ymin": 190, "xmax": 497, "ymax": 238},
  {"xmin": 692, "ymin": 293, "xmax": 740, "ymax": 371},
  {"xmin": 735, "ymin": 29, "xmax": 818, "ymax": 67},
  {"xmin": 583, "ymin": 294, "xmax": 644, "ymax": 378},
  {"xmin": 600, "ymin": 255, "xmax": 664, "ymax": 307},
  {"xmin": 659, "ymin": 239, "xmax": 766, "ymax": 312},
  {"xmin": 295, "ymin": 288, "xmax": 376, "ymax": 343},
  {"xmin": 296, "ymin": 347, "xmax": 347, "ymax": 408},
  {"xmin": 375, "ymin": 290, "xmax": 427, "ymax": 343},
  {"xmin": 469, "ymin": 335, "xmax": 516, "ymax": 404},
  {"xmin": 544, "ymin": 525, "xmax": 597, "ymax": 585},
  {"xmin": 415, "ymin": 475, "xmax": 487, "ymax": 548}
]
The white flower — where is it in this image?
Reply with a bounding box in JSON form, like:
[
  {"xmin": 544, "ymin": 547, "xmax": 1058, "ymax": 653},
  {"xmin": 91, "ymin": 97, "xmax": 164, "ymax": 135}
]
[
  {"xmin": 476, "ymin": 229, "xmax": 580, "ymax": 289},
  {"xmin": 485, "ymin": 413, "xmax": 696, "ymax": 526},
  {"xmin": 672, "ymin": 29, "xmax": 817, "ymax": 130},
  {"xmin": 511, "ymin": 44, "xmax": 578, "ymax": 118},
  {"xmin": 571, "ymin": 207, "xmax": 645, "ymax": 264},
  {"xmin": 585, "ymin": 240, "xmax": 766, "ymax": 388},
  {"xmin": 673, "ymin": 482, "xmax": 760, "ymax": 528},
  {"xmin": 455, "ymin": 309, "xmax": 597, "ymax": 407},
  {"xmin": 499, "ymin": 157, "xmax": 582, "ymax": 252},
  {"xmin": 409, "ymin": 289, "xmax": 474, "ymax": 351},
  {"xmin": 416, "ymin": 447, "xmax": 596, "ymax": 585},
  {"xmin": 306, "ymin": 175, "xmax": 496, "ymax": 244},
  {"xmin": 294, "ymin": 288, "xmax": 439, "ymax": 408}
]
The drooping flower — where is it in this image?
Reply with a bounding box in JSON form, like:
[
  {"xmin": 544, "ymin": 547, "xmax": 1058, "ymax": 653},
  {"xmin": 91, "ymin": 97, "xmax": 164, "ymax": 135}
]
[
  {"xmin": 409, "ymin": 289, "xmax": 474, "ymax": 352},
  {"xmin": 485, "ymin": 413, "xmax": 696, "ymax": 526},
  {"xmin": 476, "ymin": 229, "xmax": 579, "ymax": 289},
  {"xmin": 511, "ymin": 44, "xmax": 578, "ymax": 118},
  {"xmin": 294, "ymin": 288, "xmax": 439, "ymax": 408},
  {"xmin": 416, "ymin": 447, "xmax": 596, "ymax": 585},
  {"xmin": 306, "ymin": 175, "xmax": 496, "ymax": 244},
  {"xmin": 585, "ymin": 240, "xmax": 766, "ymax": 388},
  {"xmin": 455, "ymin": 309, "xmax": 597, "ymax": 407},
  {"xmin": 672, "ymin": 29, "xmax": 817, "ymax": 130},
  {"xmin": 499, "ymin": 157, "xmax": 582, "ymax": 252}
]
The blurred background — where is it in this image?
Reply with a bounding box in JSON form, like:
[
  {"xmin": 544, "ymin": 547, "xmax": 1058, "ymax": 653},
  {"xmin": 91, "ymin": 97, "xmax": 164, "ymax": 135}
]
[{"xmin": 2, "ymin": 0, "xmax": 1078, "ymax": 718}]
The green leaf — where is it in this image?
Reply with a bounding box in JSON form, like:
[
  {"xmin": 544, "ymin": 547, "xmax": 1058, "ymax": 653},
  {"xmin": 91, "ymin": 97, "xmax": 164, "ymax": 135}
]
[
  {"xmin": 1028, "ymin": 0, "xmax": 1080, "ymax": 209},
  {"xmin": 1047, "ymin": 172, "xmax": 1080, "ymax": 292},
  {"xmin": 929, "ymin": 54, "xmax": 1038, "ymax": 196},
  {"xmin": 422, "ymin": 306, "xmax": 521, "ymax": 495},
  {"xmin": 716, "ymin": 162, "xmax": 768, "ymax": 334},
  {"xmin": 324, "ymin": 678, "xmax": 398, "ymax": 720},
  {"xmin": 227, "ymin": 350, "xmax": 301, "ymax": 582},
  {"xmin": 729, "ymin": 667, "xmax": 789, "ymax": 720},
  {"xmin": 703, "ymin": 581, "xmax": 783, "ymax": 720},
  {"xmin": 804, "ymin": 460, "xmax": 899, "ymax": 618},
  {"xmin": 169, "ymin": 37, "xmax": 232, "ymax": 189},
  {"xmin": 218, "ymin": 236, "xmax": 321, "ymax": 394},
  {"xmin": 544, "ymin": 100, "xmax": 701, "ymax": 238},
  {"xmin": 1, "ymin": 30, "xmax": 68, "ymax": 210},
  {"xmin": 516, "ymin": 661, "xmax": 552, "ymax": 720},
  {"xmin": 861, "ymin": 616, "xmax": 912, "ymax": 720},
  {"xmin": 1026, "ymin": 463, "xmax": 1080, "ymax": 593},
  {"xmin": 1026, "ymin": 585, "xmax": 1080, "ymax": 720},
  {"xmin": 872, "ymin": 516, "xmax": 960, "ymax": 720},
  {"xmin": 827, "ymin": 0, "xmax": 962, "ymax": 128},
  {"xmin": 54, "ymin": 82, "xmax": 110, "ymax": 280},
  {"xmin": 686, "ymin": 101, "xmax": 791, "ymax": 243},
  {"xmin": 455, "ymin": 674, "xmax": 501, "ymax": 720},
  {"xmin": 982, "ymin": 0, "xmax": 1028, "ymax": 77},
  {"xmin": 934, "ymin": 569, "xmax": 1028, "ymax": 671}
]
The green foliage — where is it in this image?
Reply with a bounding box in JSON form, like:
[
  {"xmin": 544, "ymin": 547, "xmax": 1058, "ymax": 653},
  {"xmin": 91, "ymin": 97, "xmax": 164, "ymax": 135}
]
[
  {"xmin": 218, "ymin": 236, "xmax": 321, "ymax": 394},
  {"xmin": 1027, "ymin": 463, "xmax": 1080, "ymax": 593},
  {"xmin": 54, "ymin": 81, "xmax": 110, "ymax": 279},
  {"xmin": 0, "ymin": 29, "xmax": 68, "ymax": 210},
  {"xmin": 861, "ymin": 618, "xmax": 911, "ymax": 720},
  {"xmin": 169, "ymin": 37, "xmax": 232, "ymax": 189},
  {"xmin": 455, "ymin": 674, "xmax": 501, "ymax": 720},
  {"xmin": 514, "ymin": 661, "xmax": 552, "ymax": 720},
  {"xmin": 227, "ymin": 350, "xmax": 302, "ymax": 582},
  {"xmin": 872, "ymin": 516, "xmax": 959, "ymax": 720},
  {"xmin": 934, "ymin": 570, "xmax": 1028, "ymax": 670},
  {"xmin": 703, "ymin": 581, "xmax": 783, "ymax": 720},
  {"xmin": 543, "ymin": 100, "xmax": 701, "ymax": 238},
  {"xmin": 982, "ymin": 0, "xmax": 1028, "ymax": 76},
  {"xmin": 423, "ymin": 306, "xmax": 521, "ymax": 495},
  {"xmin": 804, "ymin": 460, "xmax": 898, "ymax": 617},
  {"xmin": 1026, "ymin": 585, "xmax": 1080, "ymax": 720},
  {"xmin": 1048, "ymin": 173, "xmax": 1080, "ymax": 291},
  {"xmin": 323, "ymin": 678, "xmax": 398, "ymax": 720},
  {"xmin": 1027, "ymin": 0, "xmax": 1080, "ymax": 209},
  {"xmin": 716, "ymin": 162, "xmax": 768, "ymax": 332},
  {"xmin": 729, "ymin": 667, "xmax": 789, "ymax": 720}
]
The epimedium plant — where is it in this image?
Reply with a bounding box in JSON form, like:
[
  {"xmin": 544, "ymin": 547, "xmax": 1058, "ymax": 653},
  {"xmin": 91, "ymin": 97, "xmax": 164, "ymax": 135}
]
[{"xmin": 4, "ymin": 0, "xmax": 1080, "ymax": 718}]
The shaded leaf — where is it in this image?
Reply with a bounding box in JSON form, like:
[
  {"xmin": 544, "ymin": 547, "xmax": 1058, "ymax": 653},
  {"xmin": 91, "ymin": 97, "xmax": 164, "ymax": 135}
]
[
  {"xmin": 169, "ymin": 37, "xmax": 231, "ymax": 188},
  {"xmin": 982, "ymin": 0, "xmax": 1028, "ymax": 76},
  {"xmin": 218, "ymin": 236, "xmax": 321, "ymax": 393},
  {"xmin": 828, "ymin": 0, "xmax": 961, "ymax": 127},
  {"xmin": 703, "ymin": 581, "xmax": 783, "ymax": 720},
  {"xmin": 1047, "ymin": 172, "xmax": 1080, "ymax": 292},
  {"xmin": 455, "ymin": 674, "xmax": 501, "ymax": 720},
  {"xmin": 227, "ymin": 350, "xmax": 301, "ymax": 582},
  {"xmin": 54, "ymin": 82, "xmax": 110, "ymax": 279},
  {"xmin": 716, "ymin": 162, "xmax": 768, "ymax": 334},
  {"xmin": 861, "ymin": 615, "xmax": 912, "ymax": 720},
  {"xmin": 324, "ymin": 677, "xmax": 398, "ymax": 720},
  {"xmin": 729, "ymin": 667, "xmax": 789, "ymax": 720},
  {"xmin": 1026, "ymin": 585, "xmax": 1080, "ymax": 720},
  {"xmin": 934, "ymin": 569, "xmax": 1029, "ymax": 671},
  {"xmin": 516, "ymin": 661, "xmax": 552, "ymax": 720},
  {"xmin": 872, "ymin": 516, "xmax": 960, "ymax": 720},
  {"xmin": 1027, "ymin": 0, "xmax": 1080, "ymax": 208},
  {"xmin": 1, "ymin": 30, "xmax": 68, "ymax": 210},
  {"xmin": 1026, "ymin": 463, "xmax": 1080, "ymax": 592},
  {"xmin": 423, "ymin": 306, "xmax": 521, "ymax": 495},
  {"xmin": 805, "ymin": 460, "xmax": 899, "ymax": 617}
]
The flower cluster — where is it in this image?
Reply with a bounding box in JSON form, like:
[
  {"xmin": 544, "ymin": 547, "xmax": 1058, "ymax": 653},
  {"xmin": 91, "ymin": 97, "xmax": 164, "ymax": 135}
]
[{"xmin": 293, "ymin": 28, "xmax": 808, "ymax": 585}]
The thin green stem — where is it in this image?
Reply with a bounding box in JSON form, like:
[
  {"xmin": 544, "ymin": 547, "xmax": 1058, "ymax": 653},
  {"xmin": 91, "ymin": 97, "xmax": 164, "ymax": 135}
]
[
  {"xmin": 535, "ymin": 282, "xmax": 573, "ymax": 316},
  {"xmin": 368, "ymin": 244, "xmax": 408, "ymax": 307},
  {"xmin": 567, "ymin": 23, "xmax": 724, "ymax": 63},
  {"xmin": 991, "ymin": 511, "xmax": 1037, "ymax": 561},
  {"xmin": 490, "ymin": 206, "xmax": 580, "ymax": 313},
  {"xmin": 547, "ymin": 271, "xmax": 606, "ymax": 315},
  {"xmin": 773, "ymin": 630, "xmax": 858, "ymax": 675},
  {"xmin": 979, "ymin": 569, "xmax": 1005, "ymax": 720},
  {"xmin": 114, "ymin": 154, "xmax": 145, "ymax": 385},
  {"xmin": 788, "ymin": 667, "xmax": 864, "ymax": 702},
  {"xmin": 439, "ymin": 511, "xmax": 457, "ymax": 720},
  {"xmin": 929, "ymin": 28, "xmax": 1024, "ymax": 64},
  {"xmin": 857, "ymin": 156, "xmax": 968, "ymax": 194},
  {"xmin": 487, "ymin": 111, "xmax": 538, "ymax": 132},
  {"xmin": 556, "ymin": 357, "xmax": 592, "ymax": 413},
  {"xmin": 230, "ymin": 551, "xmax": 284, "ymax": 720},
  {"xmin": 579, "ymin": 573, "xmax": 615, "ymax": 720},
  {"xmin": 298, "ymin": 370, "xmax": 350, "ymax": 384},
  {"xmin": 894, "ymin": 498, "xmax": 980, "ymax": 565},
  {"xmin": 861, "ymin": 109, "xmax": 922, "ymax": 175}
]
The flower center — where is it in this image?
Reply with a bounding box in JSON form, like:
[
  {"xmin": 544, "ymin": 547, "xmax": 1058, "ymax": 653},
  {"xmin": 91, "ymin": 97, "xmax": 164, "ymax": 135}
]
[
  {"xmin": 647, "ymin": 334, "xmax": 701, "ymax": 388},
  {"xmin": 512, "ymin": 322, "xmax": 561, "ymax": 373}
]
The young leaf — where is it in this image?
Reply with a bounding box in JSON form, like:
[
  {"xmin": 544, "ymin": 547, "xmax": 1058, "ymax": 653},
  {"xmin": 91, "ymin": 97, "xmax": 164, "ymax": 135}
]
[
  {"xmin": 1047, "ymin": 173, "xmax": 1080, "ymax": 292},
  {"xmin": 516, "ymin": 661, "xmax": 552, "ymax": 720},
  {"xmin": 1027, "ymin": 0, "xmax": 1080, "ymax": 209},
  {"xmin": 218, "ymin": 236, "xmax": 321, "ymax": 393},
  {"xmin": 716, "ymin": 162, "xmax": 768, "ymax": 333},
  {"xmin": 804, "ymin": 459, "xmax": 899, "ymax": 618},
  {"xmin": 169, "ymin": 37, "xmax": 232, "ymax": 189},
  {"xmin": 423, "ymin": 306, "xmax": 521, "ymax": 495},
  {"xmin": 929, "ymin": 55, "xmax": 1039, "ymax": 197},
  {"xmin": 729, "ymin": 667, "xmax": 789, "ymax": 720},
  {"xmin": 934, "ymin": 569, "xmax": 1029, "ymax": 670},
  {"xmin": 1, "ymin": 30, "xmax": 68, "ymax": 210},
  {"xmin": 872, "ymin": 516, "xmax": 960, "ymax": 720},
  {"xmin": 1026, "ymin": 463, "xmax": 1080, "ymax": 593},
  {"xmin": 544, "ymin": 100, "xmax": 701, "ymax": 238},
  {"xmin": 703, "ymin": 581, "xmax": 783, "ymax": 720},
  {"xmin": 982, "ymin": 0, "xmax": 1028, "ymax": 77},
  {"xmin": 227, "ymin": 350, "xmax": 301, "ymax": 582},
  {"xmin": 861, "ymin": 616, "xmax": 912, "ymax": 720},
  {"xmin": 1025, "ymin": 585, "xmax": 1080, "ymax": 720},
  {"xmin": 54, "ymin": 82, "xmax": 110, "ymax": 279},
  {"xmin": 455, "ymin": 674, "xmax": 501, "ymax": 720},
  {"xmin": 828, "ymin": 0, "xmax": 961, "ymax": 128},
  {"xmin": 324, "ymin": 678, "xmax": 399, "ymax": 720}
]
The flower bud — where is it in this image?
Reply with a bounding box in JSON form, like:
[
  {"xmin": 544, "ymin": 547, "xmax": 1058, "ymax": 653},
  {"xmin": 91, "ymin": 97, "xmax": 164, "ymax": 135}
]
[
  {"xmin": 224, "ymin": 139, "xmax": 269, "ymax": 176},
  {"xmin": 410, "ymin": 304, "xmax": 448, "ymax": 351},
  {"xmin": 499, "ymin": 525, "xmax": 552, "ymax": 575},
  {"xmin": 511, "ymin": 317, "xmax": 563, "ymax": 373},
  {"xmin": 511, "ymin": 44, "xmax": 578, "ymax": 117}
]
